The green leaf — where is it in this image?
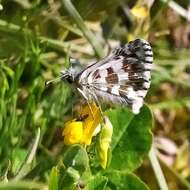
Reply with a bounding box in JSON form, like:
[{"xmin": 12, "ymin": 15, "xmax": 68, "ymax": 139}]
[
  {"xmin": 59, "ymin": 167, "xmax": 80, "ymax": 190},
  {"xmin": 58, "ymin": 145, "xmax": 90, "ymax": 189},
  {"xmin": 1, "ymin": 65, "xmax": 14, "ymax": 78},
  {"xmin": 49, "ymin": 167, "xmax": 59, "ymax": 190},
  {"xmin": 107, "ymin": 105, "xmax": 153, "ymax": 171},
  {"xmin": 63, "ymin": 145, "xmax": 89, "ymax": 175},
  {"xmin": 106, "ymin": 107, "xmax": 134, "ymax": 151},
  {"xmin": 86, "ymin": 175, "xmax": 108, "ymax": 190},
  {"xmin": 106, "ymin": 170, "xmax": 150, "ymax": 190},
  {"xmin": 11, "ymin": 148, "xmax": 28, "ymax": 174}
]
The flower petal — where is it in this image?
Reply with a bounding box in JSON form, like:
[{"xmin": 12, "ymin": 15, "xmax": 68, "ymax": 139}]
[
  {"xmin": 63, "ymin": 120, "xmax": 83, "ymax": 145},
  {"xmin": 81, "ymin": 103, "xmax": 102, "ymax": 145}
]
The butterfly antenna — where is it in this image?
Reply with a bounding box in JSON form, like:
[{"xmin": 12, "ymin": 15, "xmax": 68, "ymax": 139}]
[{"xmin": 45, "ymin": 75, "xmax": 64, "ymax": 86}]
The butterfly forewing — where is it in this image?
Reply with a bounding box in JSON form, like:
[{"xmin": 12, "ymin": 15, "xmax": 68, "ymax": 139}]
[{"xmin": 78, "ymin": 39, "xmax": 153, "ymax": 114}]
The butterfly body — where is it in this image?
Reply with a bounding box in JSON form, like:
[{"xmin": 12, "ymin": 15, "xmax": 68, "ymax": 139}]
[{"xmin": 60, "ymin": 39, "xmax": 153, "ymax": 114}]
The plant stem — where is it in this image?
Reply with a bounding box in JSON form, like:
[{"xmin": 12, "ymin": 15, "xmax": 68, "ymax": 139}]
[
  {"xmin": 149, "ymin": 145, "xmax": 169, "ymax": 190},
  {"xmin": 61, "ymin": 0, "xmax": 105, "ymax": 58}
]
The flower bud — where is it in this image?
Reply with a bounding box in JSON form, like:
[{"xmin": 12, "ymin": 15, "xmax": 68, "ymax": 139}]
[{"xmin": 97, "ymin": 116, "xmax": 113, "ymax": 169}]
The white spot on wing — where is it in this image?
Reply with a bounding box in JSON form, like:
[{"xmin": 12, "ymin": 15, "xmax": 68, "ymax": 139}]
[
  {"xmin": 126, "ymin": 87, "xmax": 144, "ymax": 114},
  {"xmin": 144, "ymin": 63, "xmax": 153, "ymax": 70},
  {"xmin": 143, "ymin": 71, "xmax": 151, "ymax": 80},
  {"xmin": 100, "ymin": 69, "xmax": 108, "ymax": 77},
  {"xmin": 143, "ymin": 44, "xmax": 151, "ymax": 49},
  {"xmin": 141, "ymin": 39, "xmax": 149, "ymax": 44},
  {"xmin": 144, "ymin": 82, "xmax": 150, "ymax": 89},
  {"xmin": 100, "ymin": 86, "xmax": 108, "ymax": 91},
  {"xmin": 97, "ymin": 69, "xmax": 107, "ymax": 84},
  {"xmin": 145, "ymin": 56, "xmax": 153, "ymax": 62},
  {"xmin": 137, "ymin": 90, "xmax": 147, "ymax": 97},
  {"xmin": 132, "ymin": 98, "xmax": 143, "ymax": 114},
  {"xmin": 145, "ymin": 52, "xmax": 153, "ymax": 56},
  {"xmin": 118, "ymin": 73, "xmax": 128, "ymax": 81},
  {"xmin": 126, "ymin": 87, "xmax": 136, "ymax": 99},
  {"xmin": 112, "ymin": 59, "xmax": 123, "ymax": 72},
  {"xmin": 111, "ymin": 85, "xmax": 120, "ymax": 95}
]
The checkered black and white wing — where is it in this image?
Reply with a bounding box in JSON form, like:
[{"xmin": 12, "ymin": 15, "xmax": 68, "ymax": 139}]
[{"xmin": 78, "ymin": 39, "xmax": 153, "ymax": 114}]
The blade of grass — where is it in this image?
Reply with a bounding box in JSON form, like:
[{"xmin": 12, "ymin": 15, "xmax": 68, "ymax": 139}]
[
  {"xmin": 160, "ymin": 159, "xmax": 190, "ymax": 189},
  {"xmin": 160, "ymin": 0, "xmax": 189, "ymax": 21},
  {"xmin": 149, "ymin": 144, "xmax": 169, "ymax": 190},
  {"xmin": 0, "ymin": 19, "xmax": 93, "ymax": 55},
  {"xmin": 0, "ymin": 181, "xmax": 47, "ymax": 190},
  {"xmin": 13, "ymin": 128, "xmax": 41, "ymax": 180},
  {"xmin": 153, "ymin": 65, "xmax": 190, "ymax": 88},
  {"xmin": 61, "ymin": 0, "xmax": 105, "ymax": 58},
  {"xmin": 39, "ymin": 36, "xmax": 94, "ymax": 55},
  {"xmin": 53, "ymin": 17, "xmax": 83, "ymax": 36},
  {"xmin": 149, "ymin": 97, "xmax": 190, "ymax": 110},
  {"xmin": 0, "ymin": 19, "xmax": 22, "ymax": 33}
]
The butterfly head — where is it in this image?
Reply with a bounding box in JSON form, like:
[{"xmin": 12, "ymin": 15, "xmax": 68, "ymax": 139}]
[
  {"xmin": 45, "ymin": 58, "xmax": 82, "ymax": 86},
  {"xmin": 60, "ymin": 66, "xmax": 81, "ymax": 83},
  {"xmin": 61, "ymin": 58, "xmax": 83, "ymax": 83}
]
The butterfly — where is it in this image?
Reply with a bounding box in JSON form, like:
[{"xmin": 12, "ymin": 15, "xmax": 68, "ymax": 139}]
[{"xmin": 46, "ymin": 39, "xmax": 153, "ymax": 114}]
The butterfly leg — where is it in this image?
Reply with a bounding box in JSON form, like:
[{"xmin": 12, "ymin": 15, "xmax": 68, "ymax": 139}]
[
  {"xmin": 90, "ymin": 90, "xmax": 104, "ymax": 121},
  {"xmin": 77, "ymin": 87, "xmax": 95, "ymax": 119},
  {"xmin": 86, "ymin": 100, "xmax": 95, "ymax": 120},
  {"xmin": 82, "ymin": 87, "xmax": 104, "ymax": 120}
]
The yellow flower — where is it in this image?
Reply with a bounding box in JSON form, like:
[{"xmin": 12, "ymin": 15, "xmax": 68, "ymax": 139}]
[
  {"xmin": 131, "ymin": 5, "xmax": 149, "ymax": 19},
  {"xmin": 62, "ymin": 103, "xmax": 102, "ymax": 145},
  {"xmin": 62, "ymin": 103, "xmax": 113, "ymax": 168},
  {"xmin": 127, "ymin": 0, "xmax": 152, "ymax": 40}
]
